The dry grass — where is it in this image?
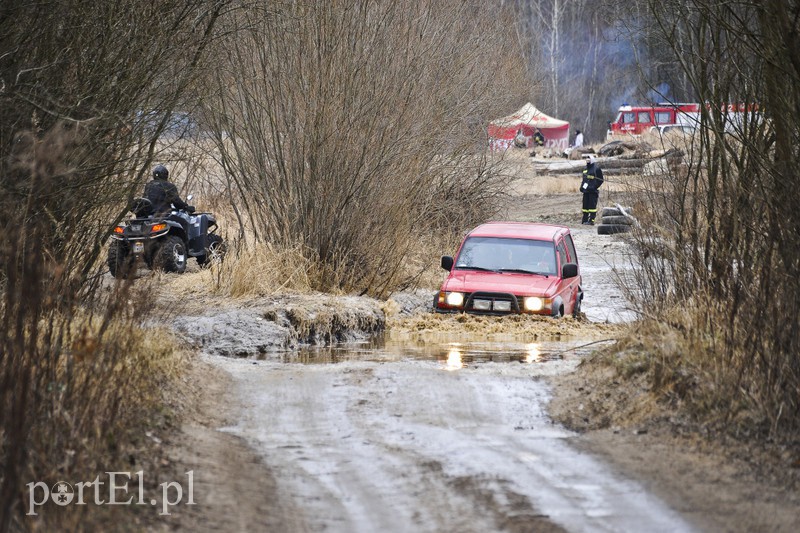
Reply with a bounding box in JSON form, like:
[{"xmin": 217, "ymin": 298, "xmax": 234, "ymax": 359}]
[
  {"xmin": 14, "ymin": 303, "xmax": 187, "ymax": 531},
  {"xmin": 213, "ymin": 242, "xmax": 321, "ymax": 298},
  {"xmin": 573, "ymin": 303, "xmax": 782, "ymax": 438},
  {"xmin": 164, "ymin": 228, "xmax": 462, "ymax": 302}
]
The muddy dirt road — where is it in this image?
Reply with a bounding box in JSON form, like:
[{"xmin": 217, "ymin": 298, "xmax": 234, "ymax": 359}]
[
  {"xmin": 166, "ymin": 184, "xmax": 683, "ymax": 531},
  {"xmin": 204, "ymin": 356, "xmax": 692, "ymax": 533},
  {"xmin": 162, "ymin": 154, "xmax": 798, "ymax": 533}
]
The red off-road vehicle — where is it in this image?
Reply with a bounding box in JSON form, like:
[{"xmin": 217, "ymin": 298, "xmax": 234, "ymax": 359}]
[{"xmin": 434, "ymin": 222, "xmax": 582, "ymax": 318}]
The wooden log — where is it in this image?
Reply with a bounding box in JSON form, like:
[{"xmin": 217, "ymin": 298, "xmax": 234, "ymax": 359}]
[{"xmin": 536, "ymin": 157, "xmax": 654, "ymax": 175}]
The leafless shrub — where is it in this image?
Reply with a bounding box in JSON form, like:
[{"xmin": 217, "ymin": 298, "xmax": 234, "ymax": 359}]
[
  {"xmin": 0, "ymin": 126, "xmax": 183, "ymax": 531},
  {"xmin": 0, "ymin": 1, "xmax": 227, "ymax": 529},
  {"xmin": 625, "ymin": 1, "xmax": 800, "ymax": 440},
  {"xmin": 205, "ymin": 0, "xmax": 532, "ymax": 297}
]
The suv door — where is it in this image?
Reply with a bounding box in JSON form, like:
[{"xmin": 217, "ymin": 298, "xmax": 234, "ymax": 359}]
[
  {"xmin": 559, "ymin": 234, "xmax": 581, "ymax": 314},
  {"xmin": 564, "ymin": 234, "xmax": 579, "ymax": 271}
]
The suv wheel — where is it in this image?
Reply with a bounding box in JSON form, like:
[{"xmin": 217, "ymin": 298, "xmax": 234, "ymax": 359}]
[{"xmin": 572, "ymin": 290, "xmax": 583, "ymax": 318}]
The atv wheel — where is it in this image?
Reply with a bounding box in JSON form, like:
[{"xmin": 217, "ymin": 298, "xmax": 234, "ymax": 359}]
[
  {"xmin": 107, "ymin": 242, "xmax": 135, "ymax": 278},
  {"xmin": 156, "ymin": 235, "xmax": 187, "ymax": 273},
  {"xmin": 197, "ymin": 234, "xmax": 226, "ymax": 267}
]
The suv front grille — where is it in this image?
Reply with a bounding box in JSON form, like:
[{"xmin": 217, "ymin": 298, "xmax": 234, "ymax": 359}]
[{"xmin": 465, "ymin": 292, "xmax": 520, "ymax": 314}]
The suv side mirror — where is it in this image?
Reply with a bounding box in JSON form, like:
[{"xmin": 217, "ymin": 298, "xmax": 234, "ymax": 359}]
[
  {"xmin": 562, "ymin": 262, "xmax": 578, "ymax": 279},
  {"xmin": 441, "ymin": 256, "xmax": 454, "ymax": 271}
]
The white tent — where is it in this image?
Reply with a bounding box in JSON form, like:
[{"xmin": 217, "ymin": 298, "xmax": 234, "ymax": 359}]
[{"xmin": 488, "ymin": 103, "xmax": 570, "ymax": 150}]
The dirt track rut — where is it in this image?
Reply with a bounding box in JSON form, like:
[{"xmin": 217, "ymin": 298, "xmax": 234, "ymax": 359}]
[{"xmin": 205, "ymin": 356, "xmax": 694, "ymax": 533}]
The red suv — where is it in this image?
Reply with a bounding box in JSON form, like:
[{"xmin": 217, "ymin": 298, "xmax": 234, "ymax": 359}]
[{"xmin": 434, "ymin": 222, "xmax": 582, "ymax": 317}]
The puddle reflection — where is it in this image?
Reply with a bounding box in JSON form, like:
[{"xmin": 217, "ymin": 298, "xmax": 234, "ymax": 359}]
[
  {"xmin": 525, "ymin": 343, "xmax": 542, "ymax": 364},
  {"xmin": 445, "ymin": 347, "xmax": 463, "ymax": 371},
  {"xmin": 275, "ymin": 335, "xmax": 597, "ymax": 366}
]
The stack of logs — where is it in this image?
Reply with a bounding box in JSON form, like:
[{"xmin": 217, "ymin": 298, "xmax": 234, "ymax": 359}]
[{"xmin": 533, "ymin": 141, "xmax": 685, "ymax": 177}]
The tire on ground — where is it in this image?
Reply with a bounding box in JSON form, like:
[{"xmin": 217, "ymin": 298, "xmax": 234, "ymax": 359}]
[
  {"xmin": 597, "ymin": 224, "xmax": 632, "ymax": 235},
  {"xmin": 600, "ymin": 206, "xmax": 633, "ymax": 217},
  {"xmin": 601, "ymin": 215, "xmax": 635, "ymax": 225}
]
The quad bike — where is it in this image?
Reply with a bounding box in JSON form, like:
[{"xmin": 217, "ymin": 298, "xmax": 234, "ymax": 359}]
[{"xmin": 107, "ymin": 196, "xmax": 225, "ymax": 278}]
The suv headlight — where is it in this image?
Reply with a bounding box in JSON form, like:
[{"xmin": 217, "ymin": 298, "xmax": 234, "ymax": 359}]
[
  {"xmin": 523, "ymin": 296, "xmax": 544, "ymax": 312},
  {"xmin": 445, "ymin": 292, "xmax": 464, "ymax": 307}
]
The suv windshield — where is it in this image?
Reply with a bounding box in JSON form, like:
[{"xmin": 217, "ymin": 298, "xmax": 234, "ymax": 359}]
[{"xmin": 455, "ymin": 237, "xmax": 557, "ymax": 275}]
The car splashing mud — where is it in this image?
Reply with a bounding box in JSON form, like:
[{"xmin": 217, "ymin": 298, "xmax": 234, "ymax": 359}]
[{"xmin": 387, "ymin": 311, "xmax": 622, "ymax": 339}]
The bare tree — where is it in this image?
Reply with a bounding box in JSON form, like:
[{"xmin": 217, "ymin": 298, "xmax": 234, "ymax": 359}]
[
  {"xmin": 206, "ymin": 0, "xmax": 531, "ymax": 296},
  {"xmin": 0, "ymin": 1, "xmax": 226, "ymax": 529},
  {"xmin": 629, "ymin": 0, "xmax": 800, "ymax": 439}
]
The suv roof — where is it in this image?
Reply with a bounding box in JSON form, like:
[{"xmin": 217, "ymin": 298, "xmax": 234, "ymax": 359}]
[{"xmin": 467, "ymin": 222, "xmax": 569, "ymax": 241}]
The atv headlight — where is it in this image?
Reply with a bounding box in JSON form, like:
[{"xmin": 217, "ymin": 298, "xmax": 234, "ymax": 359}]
[
  {"xmin": 523, "ymin": 296, "xmax": 544, "ymax": 312},
  {"xmin": 445, "ymin": 292, "xmax": 464, "ymax": 307},
  {"xmin": 113, "ymin": 226, "xmax": 125, "ymax": 234},
  {"xmin": 150, "ymin": 223, "xmax": 167, "ymax": 232}
]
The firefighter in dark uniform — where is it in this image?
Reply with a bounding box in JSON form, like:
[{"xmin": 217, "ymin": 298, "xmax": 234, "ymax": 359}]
[
  {"xmin": 144, "ymin": 165, "xmax": 194, "ymax": 215},
  {"xmin": 533, "ymin": 128, "xmax": 545, "ymax": 147},
  {"xmin": 580, "ymin": 154, "xmax": 604, "ymax": 225}
]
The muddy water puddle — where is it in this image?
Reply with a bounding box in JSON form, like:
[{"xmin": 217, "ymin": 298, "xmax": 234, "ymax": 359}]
[{"xmin": 275, "ymin": 334, "xmax": 609, "ymax": 366}]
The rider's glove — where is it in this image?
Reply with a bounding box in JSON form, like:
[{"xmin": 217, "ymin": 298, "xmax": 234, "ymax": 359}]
[{"xmin": 187, "ymin": 205, "xmax": 196, "ymax": 213}]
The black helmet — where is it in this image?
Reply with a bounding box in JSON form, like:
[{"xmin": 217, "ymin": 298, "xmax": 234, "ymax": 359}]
[{"xmin": 153, "ymin": 164, "xmax": 169, "ymax": 180}]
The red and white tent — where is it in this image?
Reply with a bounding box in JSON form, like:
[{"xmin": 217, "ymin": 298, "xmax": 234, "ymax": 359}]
[{"xmin": 488, "ymin": 103, "xmax": 570, "ymax": 151}]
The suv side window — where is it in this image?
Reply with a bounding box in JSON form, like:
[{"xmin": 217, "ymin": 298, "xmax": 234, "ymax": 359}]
[
  {"xmin": 564, "ymin": 234, "xmax": 578, "ymax": 264},
  {"xmin": 556, "ymin": 239, "xmax": 567, "ymax": 272}
]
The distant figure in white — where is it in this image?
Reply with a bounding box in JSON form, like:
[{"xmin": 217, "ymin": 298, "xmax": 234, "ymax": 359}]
[
  {"xmin": 514, "ymin": 128, "xmax": 529, "ymax": 148},
  {"xmin": 562, "ymin": 129, "xmax": 584, "ymax": 158},
  {"xmin": 574, "ymin": 129, "xmax": 584, "ymax": 148}
]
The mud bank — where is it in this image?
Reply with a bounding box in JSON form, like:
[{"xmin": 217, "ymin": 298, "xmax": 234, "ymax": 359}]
[
  {"xmin": 172, "ymin": 294, "xmax": 387, "ymax": 357},
  {"xmin": 172, "ymin": 288, "xmax": 624, "ymax": 360},
  {"xmin": 547, "ymin": 350, "xmax": 800, "ymax": 532}
]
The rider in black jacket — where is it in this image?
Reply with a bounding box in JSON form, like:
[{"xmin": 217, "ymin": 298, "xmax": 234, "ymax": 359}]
[
  {"xmin": 144, "ymin": 165, "xmax": 194, "ymax": 215},
  {"xmin": 580, "ymin": 155, "xmax": 604, "ymax": 225}
]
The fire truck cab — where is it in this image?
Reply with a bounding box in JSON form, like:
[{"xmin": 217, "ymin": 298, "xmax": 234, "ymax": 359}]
[{"xmin": 607, "ymin": 103, "xmax": 700, "ymax": 138}]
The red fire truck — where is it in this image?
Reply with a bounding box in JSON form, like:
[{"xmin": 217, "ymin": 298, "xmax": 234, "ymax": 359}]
[
  {"xmin": 607, "ymin": 102, "xmax": 760, "ymax": 139},
  {"xmin": 607, "ymin": 103, "xmax": 700, "ymax": 138}
]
